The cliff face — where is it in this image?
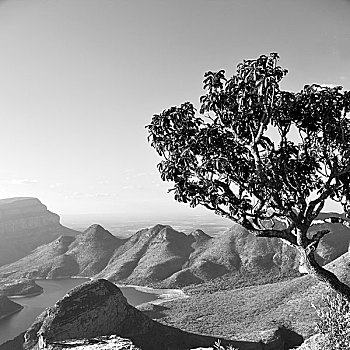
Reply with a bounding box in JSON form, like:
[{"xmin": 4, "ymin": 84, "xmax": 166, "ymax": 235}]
[
  {"xmin": 0, "ymin": 197, "xmax": 78, "ymax": 267},
  {"xmin": 0, "ymin": 198, "xmax": 59, "ymax": 233}
]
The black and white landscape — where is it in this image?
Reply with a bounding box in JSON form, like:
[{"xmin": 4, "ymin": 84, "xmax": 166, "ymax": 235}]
[
  {"xmin": 0, "ymin": 197, "xmax": 350, "ymax": 349},
  {"xmin": 1, "ymin": 1, "xmax": 350, "ymax": 349}
]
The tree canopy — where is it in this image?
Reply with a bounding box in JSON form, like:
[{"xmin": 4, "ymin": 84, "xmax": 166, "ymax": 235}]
[{"xmin": 147, "ymin": 53, "xmax": 350, "ymax": 298}]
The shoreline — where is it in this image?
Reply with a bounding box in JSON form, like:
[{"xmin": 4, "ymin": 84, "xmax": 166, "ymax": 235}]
[
  {"xmin": 116, "ymin": 283, "xmax": 188, "ymax": 305},
  {"xmin": 1, "ymin": 276, "xmax": 90, "ymax": 298},
  {"xmin": 3, "ymin": 277, "xmax": 187, "ymax": 305},
  {"xmin": 8, "ymin": 291, "xmax": 42, "ymax": 299}
]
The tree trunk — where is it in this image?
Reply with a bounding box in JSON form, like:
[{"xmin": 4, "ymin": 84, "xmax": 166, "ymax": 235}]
[{"xmin": 299, "ymin": 247, "xmax": 350, "ymax": 302}]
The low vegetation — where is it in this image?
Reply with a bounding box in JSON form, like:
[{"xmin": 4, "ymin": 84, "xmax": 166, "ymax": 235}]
[{"xmin": 313, "ymin": 290, "xmax": 350, "ymax": 349}]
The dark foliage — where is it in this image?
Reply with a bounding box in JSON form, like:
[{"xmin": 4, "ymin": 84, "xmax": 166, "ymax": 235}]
[{"xmin": 147, "ymin": 53, "xmax": 350, "ymax": 299}]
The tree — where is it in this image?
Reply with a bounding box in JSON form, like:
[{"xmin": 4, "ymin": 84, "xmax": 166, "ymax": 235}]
[{"xmin": 146, "ymin": 53, "xmax": 350, "ymax": 300}]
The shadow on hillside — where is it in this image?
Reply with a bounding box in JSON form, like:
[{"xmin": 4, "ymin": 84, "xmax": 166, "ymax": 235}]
[
  {"xmin": 0, "ymin": 325, "xmax": 304, "ymax": 350},
  {"xmin": 127, "ymin": 322, "xmax": 304, "ymax": 350},
  {"xmin": 138, "ymin": 303, "xmax": 170, "ymax": 319}
]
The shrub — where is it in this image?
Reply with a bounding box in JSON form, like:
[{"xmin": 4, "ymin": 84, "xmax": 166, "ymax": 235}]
[
  {"xmin": 213, "ymin": 340, "xmax": 239, "ymax": 350},
  {"xmin": 313, "ymin": 291, "xmax": 350, "ymax": 349}
]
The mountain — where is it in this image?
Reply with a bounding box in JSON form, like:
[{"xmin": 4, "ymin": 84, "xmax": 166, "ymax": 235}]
[
  {"xmin": 0, "ymin": 197, "xmax": 78, "ymax": 267},
  {"xmin": 96, "ymin": 224, "xmax": 197, "ymax": 283},
  {"xmin": 0, "ymin": 224, "xmax": 124, "ymax": 281},
  {"xmin": 2, "ymin": 216, "xmax": 350, "ymax": 288},
  {"xmin": 97, "ymin": 221, "xmax": 349, "ymax": 287}
]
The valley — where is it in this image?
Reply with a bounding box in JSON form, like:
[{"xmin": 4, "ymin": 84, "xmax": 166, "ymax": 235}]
[{"xmin": 1, "ymin": 198, "xmax": 350, "ymax": 349}]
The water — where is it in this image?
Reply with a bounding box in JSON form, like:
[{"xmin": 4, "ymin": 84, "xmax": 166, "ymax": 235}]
[{"xmin": 0, "ymin": 278, "xmax": 160, "ymax": 345}]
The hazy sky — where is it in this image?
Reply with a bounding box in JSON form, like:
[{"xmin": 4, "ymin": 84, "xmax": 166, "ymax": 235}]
[{"xmin": 0, "ymin": 0, "xmax": 349, "ymax": 217}]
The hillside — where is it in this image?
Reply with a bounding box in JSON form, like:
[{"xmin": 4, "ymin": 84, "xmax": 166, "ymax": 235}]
[
  {"xmin": 0, "ymin": 279, "xmax": 43, "ymax": 297},
  {"xmin": 96, "ymin": 224, "xmax": 197, "ymax": 284},
  {"xmin": 141, "ymin": 250, "xmax": 350, "ymax": 342},
  {"xmin": 97, "ymin": 221, "xmax": 350, "ymax": 287},
  {"xmin": 0, "ymin": 224, "xmax": 124, "ymax": 281},
  {"xmin": 0, "ymin": 197, "xmax": 78, "ymax": 267},
  {"xmin": 2, "ymin": 218, "xmax": 350, "ymax": 289}
]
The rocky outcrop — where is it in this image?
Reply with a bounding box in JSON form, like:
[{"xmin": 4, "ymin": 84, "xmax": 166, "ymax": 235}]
[
  {"xmin": 20, "ymin": 279, "xmax": 305, "ymax": 350},
  {"xmin": 0, "ymin": 295, "xmax": 23, "ymax": 319},
  {"xmin": 0, "ymin": 198, "xmax": 78, "ymax": 267},
  {"xmin": 0, "ymin": 279, "xmax": 43, "ymax": 297},
  {"xmin": 23, "ymin": 279, "xmax": 240, "ymax": 350},
  {"xmin": 294, "ymin": 334, "xmax": 323, "ymax": 349},
  {"xmin": 24, "ymin": 279, "xmax": 152, "ymax": 349},
  {"xmin": 44, "ymin": 336, "xmax": 142, "ymax": 350},
  {"xmin": 0, "ymin": 198, "xmax": 59, "ymax": 231}
]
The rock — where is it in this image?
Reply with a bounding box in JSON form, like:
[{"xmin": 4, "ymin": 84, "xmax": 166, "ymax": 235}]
[
  {"xmin": 259, "ymin": 328, "xmax": 284, "ymax": 350},
  {"xmin": 0, "ymin": 197, "xmax": 78, "ymax": 267},
  {"xmin": 23, "ymin": 279, "xmax": 154, "ymax": 349},
  {"xmin": 43, "ymin": 335, "xmax": 141, "ymax": 350},
  {"xmin": 293, "ymin": 334, "xmax": 323, "ymax": 349},
  {"xmin": 23, "ymin": 279, "xmax": 240, "ymax": 350},
  {"xmin": 0, "ymin": 279, "xmax": 43, "ymax": 297},
  {"xmin": 0, "ymin": 295, "xmax": 23, "ymax": 319}
]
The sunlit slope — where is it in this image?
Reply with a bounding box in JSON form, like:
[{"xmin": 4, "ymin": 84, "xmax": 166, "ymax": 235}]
[
  {"xmin": 0, "ymin": 225, "xmax": 124, "ymax": 279},
  {"xmin": 1, "ymin": 218, "xmax": 350, "ymax": 288}
]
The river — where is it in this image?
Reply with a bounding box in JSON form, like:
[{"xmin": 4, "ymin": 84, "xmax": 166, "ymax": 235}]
[{"xmin": 0, "ymin": 278, "xmax": 161, "ymax": 345}]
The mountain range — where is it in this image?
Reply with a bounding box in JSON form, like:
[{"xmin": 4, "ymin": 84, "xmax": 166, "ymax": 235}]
[
  {"xmin": 1, "ymin": 197, "xmax": 350, "ymax": 349},
  {"xmin": 1, "ymin": 210, "xmax": 350, "ymax": 288}
]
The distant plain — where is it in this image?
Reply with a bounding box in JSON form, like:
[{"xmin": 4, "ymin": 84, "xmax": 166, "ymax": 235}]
[{"xmin": 61, "ymin": 213, "xmax": 232, "ymax": 238}]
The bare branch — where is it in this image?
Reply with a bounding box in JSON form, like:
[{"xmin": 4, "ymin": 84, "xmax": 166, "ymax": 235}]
[{"xmin": 241, "ymin": 217, "xmax": 297, "ymax": 246}]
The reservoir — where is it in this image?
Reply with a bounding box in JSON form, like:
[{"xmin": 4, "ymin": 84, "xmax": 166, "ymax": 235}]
[{"xmin": 0, "ymin": 278, "xmax": 160, "ymax": 345}]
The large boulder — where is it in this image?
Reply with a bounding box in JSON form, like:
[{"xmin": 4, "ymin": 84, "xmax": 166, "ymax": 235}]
[
  {"xmin": 23, "ymin": 279, "xmax": 154, "ymax": 349},
  {"xmin": 23, "ymin": 279, "xmax": 238, "ymax": 350}
]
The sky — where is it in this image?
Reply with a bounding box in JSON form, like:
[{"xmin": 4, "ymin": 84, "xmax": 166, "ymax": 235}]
[{"xmin": 0, "ymin": 0, "xmax": 349, "ymax": 218}]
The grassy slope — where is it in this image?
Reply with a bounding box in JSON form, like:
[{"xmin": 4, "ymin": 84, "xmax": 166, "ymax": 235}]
[{"xmin": 144, "ymin": 252, "xmax": 350, "ymax": 342}]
